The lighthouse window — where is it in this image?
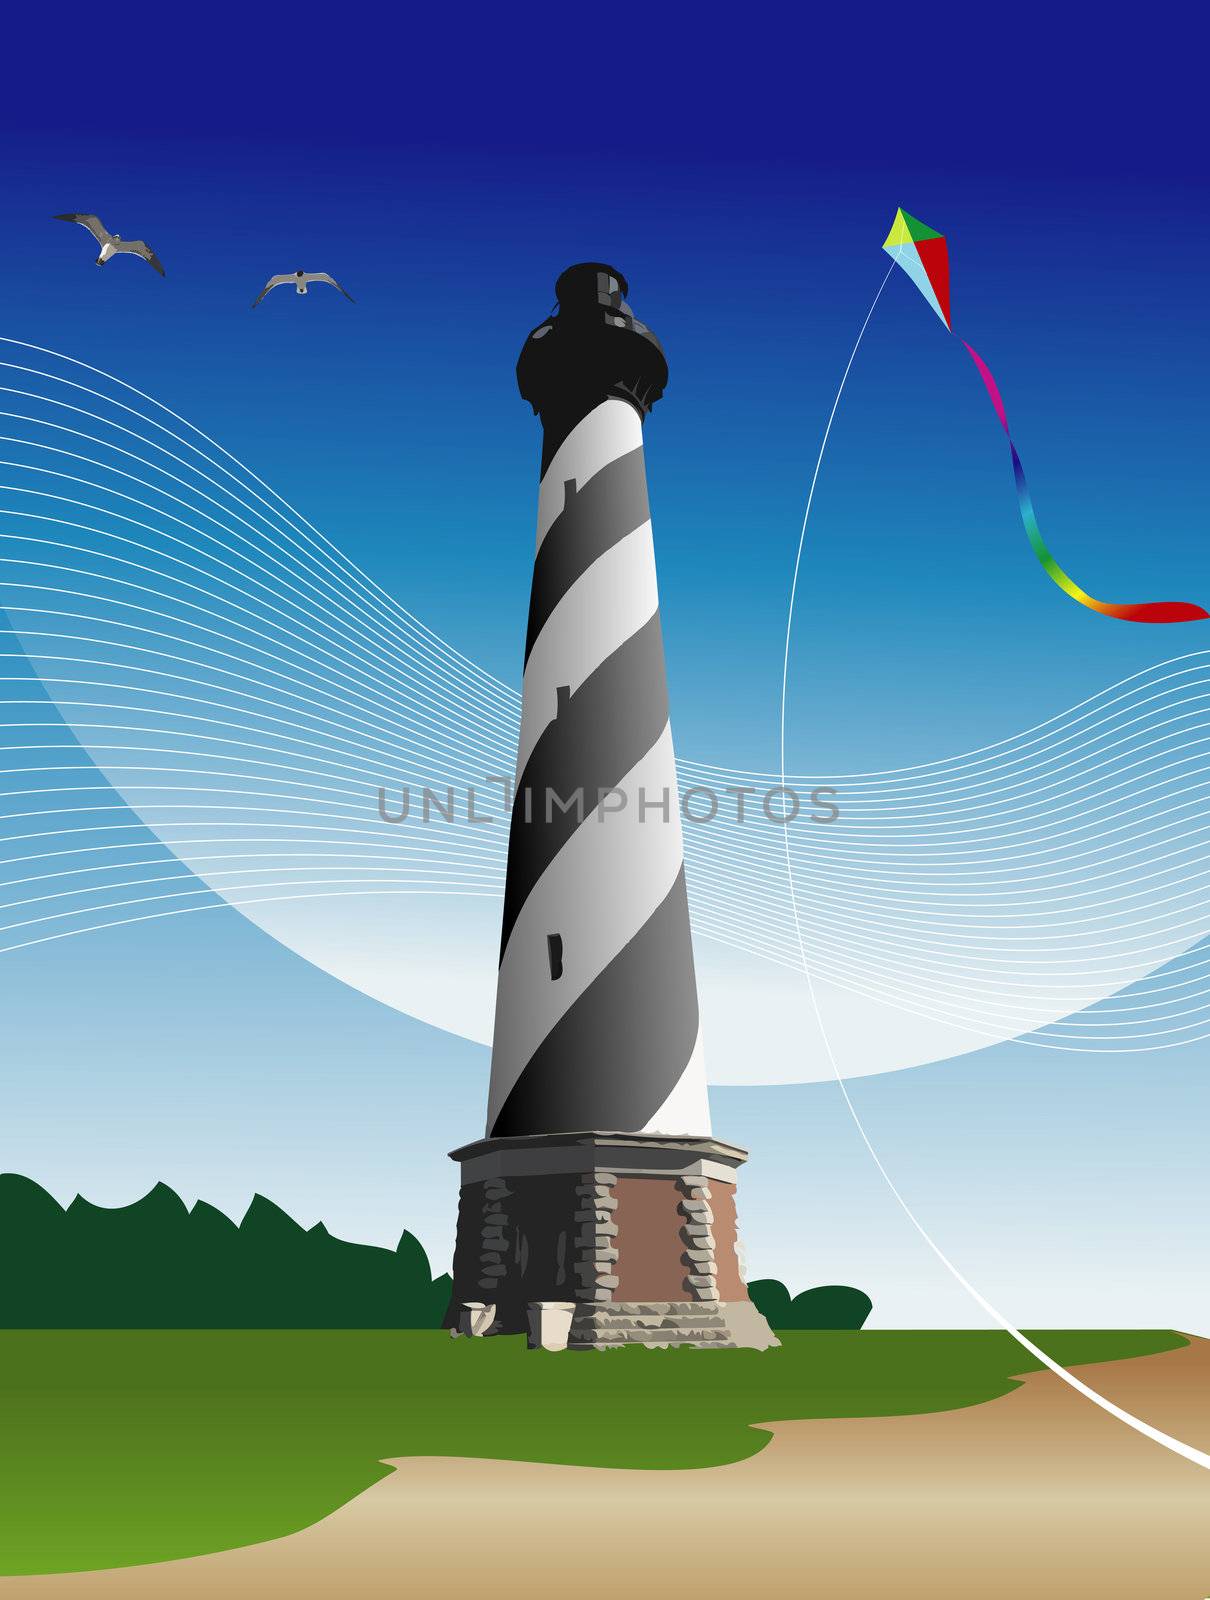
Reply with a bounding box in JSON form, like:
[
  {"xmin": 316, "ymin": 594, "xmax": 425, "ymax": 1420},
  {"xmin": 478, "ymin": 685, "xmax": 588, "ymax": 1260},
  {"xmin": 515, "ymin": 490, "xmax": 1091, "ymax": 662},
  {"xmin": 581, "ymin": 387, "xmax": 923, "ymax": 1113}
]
[{"xmin": 547, "ymin": 933, "xmax": 564, "ymax": 980}]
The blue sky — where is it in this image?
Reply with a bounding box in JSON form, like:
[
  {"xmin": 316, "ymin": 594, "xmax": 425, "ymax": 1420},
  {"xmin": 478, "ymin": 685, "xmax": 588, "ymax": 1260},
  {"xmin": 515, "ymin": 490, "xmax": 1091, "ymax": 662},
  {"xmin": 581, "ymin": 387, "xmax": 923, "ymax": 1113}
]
[{"xmin": 1, "ymin": 11, "xmax": 1207, "ymax": 1324}]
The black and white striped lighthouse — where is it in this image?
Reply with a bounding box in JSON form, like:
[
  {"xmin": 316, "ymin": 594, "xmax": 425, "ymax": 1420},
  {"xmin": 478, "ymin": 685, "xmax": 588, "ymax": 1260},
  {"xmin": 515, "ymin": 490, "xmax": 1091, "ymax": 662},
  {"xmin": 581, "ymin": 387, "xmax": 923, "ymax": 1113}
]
[{"xmin": 447, "ymin": 265, "xmax": 775, "ymax": 1351}]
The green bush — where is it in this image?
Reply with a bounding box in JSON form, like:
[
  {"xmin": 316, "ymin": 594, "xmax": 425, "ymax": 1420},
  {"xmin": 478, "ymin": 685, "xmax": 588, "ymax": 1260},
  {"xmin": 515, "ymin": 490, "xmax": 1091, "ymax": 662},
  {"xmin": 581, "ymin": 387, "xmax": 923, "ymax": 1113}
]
[{"xmin": 750, "ymin": 1278, "xmax": 872, "ymax": 1330}]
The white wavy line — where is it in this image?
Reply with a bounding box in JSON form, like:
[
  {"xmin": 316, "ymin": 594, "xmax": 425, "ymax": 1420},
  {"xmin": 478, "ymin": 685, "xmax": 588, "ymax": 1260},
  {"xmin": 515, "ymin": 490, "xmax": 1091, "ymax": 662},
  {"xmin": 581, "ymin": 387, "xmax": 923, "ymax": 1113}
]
[
  {"xmin": 690, "ymin": 730, "xmax": 1210, "ymax": 842},
  {"xmin": 9, "ymin": 767, "xmax": 1201, "ymax": 962},
  {"xmin": 0, "ymin": 862, "xmax": 506, "ymax": 924},
  {"xmin": 686, "ymin": 805, "xmax": 1210, "ymax": 904},
  {"xmin": 0, "ymin": 337, "xmax": 516, "ymax": 702},
  {"xmin": 707, "ymin": 651, "xmax": 1210, "ymax": 783},
  {"xmin": 0, "ymin": 359, "xmax": 514, "ymax": 707},
  {"xmin": 0, "ymin": 675, "xmax": 506, "ymax": 792},
  {"xmin": 9, "ymin": 726, "xmax": 1210, "ymax": 947},
  {"xmin": 691, "ymin": 831, "xmax": 1210, "ymax": 914},
  {"xmin": 782, "ymin": 705, "xmax": 1210, "ymax": 814},
  {"xmin": 0, "ymin": 884, "xmax": 502, "ymax": 956},
  {"xmin": 0, "ymin": 419, "xmax": 514, "ymax": 706},
  {"xmin": 689, "ymin": 830, "xmax": 1210, "ymax": 931},
  {"xmin": 0, "ymin": 433, "xmax": 492, "ymax": 702},
  {"xmin": 0, "ymin": 842, "xmax": 506, "ymax": 893},
  {"xmin": 0, "ymin": 833, "xmax": 503, "ymax": 874},
  {"xmin": 0, "ymin": 629, "xmax": 513, "ymax": 782},
  {"xmin": 0, "ymin": 513, "xmax": 517, "ymax": 749},
  {"xmin": 716, "ymin": 923, "xmax": 1209, "ymax": 1029},
  {"xmin": 699, "ymin": 774, "xmax": 1210, "ymax": 873},
  {"xmin": 0, "ymin": 728, "xmax": 509, "ymax": 803},
  {"xmin": 0, "ymin": 441, "xmax": 508, "ymax": 739},
  {"xmin": 695, "ymin": 711, "xmax": 1210, "ymax": 827},
  {"xmin": 0, "ymin": 868, "xmax": 514, "ymax": 937},
  {"xmin": 15, "ymin": 642, "xmax": 1210, "ymax": 889},
  {"xmin": 0, "ymin": 457, "xmax": 521, "ymax": 740},
  {"xmin": 683, "ymin": 889, "xmax": 1209, "ymax": 1016},
  {"xmin": 692, "ymin": 918, "xmax": 1210, "ymax": 1050},
  {"xmin": 11, "ymin": 736, "xmax": 1210, "ymax": 960},
  {"xmin": 687, "ymin": 877, "xmax": 1210, "ymax": 978}
]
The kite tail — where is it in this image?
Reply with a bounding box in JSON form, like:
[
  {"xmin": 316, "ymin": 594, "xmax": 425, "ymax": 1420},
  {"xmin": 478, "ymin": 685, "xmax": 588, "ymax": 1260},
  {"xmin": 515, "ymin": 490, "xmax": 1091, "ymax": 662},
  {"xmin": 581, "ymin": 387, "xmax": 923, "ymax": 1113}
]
[{"xmin": 961, "ymin": 340, "xmax": 1208, "ymax": 624}]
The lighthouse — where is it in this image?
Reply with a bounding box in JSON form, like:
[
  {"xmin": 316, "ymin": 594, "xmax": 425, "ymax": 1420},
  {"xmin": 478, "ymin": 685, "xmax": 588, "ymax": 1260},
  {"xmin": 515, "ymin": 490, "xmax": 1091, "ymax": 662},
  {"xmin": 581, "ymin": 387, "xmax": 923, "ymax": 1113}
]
[{"xmin": 447, "ymin": 264, "xmax": 775, "ymax": 1351}]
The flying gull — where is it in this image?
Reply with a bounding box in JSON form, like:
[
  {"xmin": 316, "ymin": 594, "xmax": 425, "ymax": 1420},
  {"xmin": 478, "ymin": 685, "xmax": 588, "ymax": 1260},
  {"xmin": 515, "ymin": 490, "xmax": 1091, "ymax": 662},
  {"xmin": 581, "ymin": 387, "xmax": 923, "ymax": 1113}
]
[
  {"xmin": 252, "ymin": 270, "xmax": 355, "ymax": 308},
  {"xmin": 54, "ymin": 214, "xmax": 165, "ymax": 275}
]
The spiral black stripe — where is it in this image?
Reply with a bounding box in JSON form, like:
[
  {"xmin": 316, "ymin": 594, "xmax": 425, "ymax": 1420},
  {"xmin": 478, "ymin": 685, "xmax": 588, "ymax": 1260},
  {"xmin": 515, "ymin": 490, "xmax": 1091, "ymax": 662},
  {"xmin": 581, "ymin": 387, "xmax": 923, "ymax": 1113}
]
[
  {"xmin": 538, "ymin": 398, "xmax": 608, "ymax": 476},
  {"xmin": 524, "ymin": 445, "xmax": 650, "ymax": 665},
  {"xmin": 490, "ymin": 868, "xmax": 700, "ymax": 1137},
  {"xmin": 499, "ymin": 610, "xmax": 669, "ymax": 959}
]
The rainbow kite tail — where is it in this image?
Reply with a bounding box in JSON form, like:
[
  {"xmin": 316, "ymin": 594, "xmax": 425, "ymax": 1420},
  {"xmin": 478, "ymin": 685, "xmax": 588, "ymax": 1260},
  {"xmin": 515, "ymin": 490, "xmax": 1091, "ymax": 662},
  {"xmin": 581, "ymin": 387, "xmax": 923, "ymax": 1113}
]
[{"xmin": 961, "ymin": 340, "xmax": 1208, "ymax": 625}]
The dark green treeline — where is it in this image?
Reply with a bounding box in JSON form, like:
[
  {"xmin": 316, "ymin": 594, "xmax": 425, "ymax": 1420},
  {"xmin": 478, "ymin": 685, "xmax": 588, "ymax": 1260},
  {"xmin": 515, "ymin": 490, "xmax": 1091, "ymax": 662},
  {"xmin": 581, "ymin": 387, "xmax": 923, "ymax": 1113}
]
[{"xmin": 0, "ymin": 1174, "xmax": 451, "ymax": 1327}]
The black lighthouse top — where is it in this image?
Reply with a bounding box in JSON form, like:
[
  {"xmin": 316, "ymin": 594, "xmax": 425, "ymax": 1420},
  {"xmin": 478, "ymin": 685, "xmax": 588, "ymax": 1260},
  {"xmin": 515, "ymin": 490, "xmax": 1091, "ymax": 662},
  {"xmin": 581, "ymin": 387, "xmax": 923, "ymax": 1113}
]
[{"xmin": 517, "ymin": 263, "xmax": 668, "ymax": 467}]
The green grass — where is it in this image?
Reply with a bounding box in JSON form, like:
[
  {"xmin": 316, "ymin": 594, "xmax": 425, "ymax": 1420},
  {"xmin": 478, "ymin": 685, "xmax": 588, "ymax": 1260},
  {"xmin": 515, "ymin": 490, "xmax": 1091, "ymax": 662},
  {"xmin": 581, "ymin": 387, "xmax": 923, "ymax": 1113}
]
[{"xmin": 0, "ymin": 1327, "xmax": 1186, "ymax": 1575}]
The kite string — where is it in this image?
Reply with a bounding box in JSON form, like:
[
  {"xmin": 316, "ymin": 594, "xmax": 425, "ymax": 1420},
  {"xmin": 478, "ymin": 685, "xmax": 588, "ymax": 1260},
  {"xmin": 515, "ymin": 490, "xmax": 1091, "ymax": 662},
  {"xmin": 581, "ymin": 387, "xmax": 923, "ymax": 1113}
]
[{"xmin": 777, "ymin": 271, "xmax": 1210, "ymax": 1473}]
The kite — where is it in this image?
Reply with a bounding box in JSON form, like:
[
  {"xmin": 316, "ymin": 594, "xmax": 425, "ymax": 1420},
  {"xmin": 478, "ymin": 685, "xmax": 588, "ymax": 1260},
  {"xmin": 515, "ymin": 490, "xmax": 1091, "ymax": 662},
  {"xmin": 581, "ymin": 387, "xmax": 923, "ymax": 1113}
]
[{"xmin": 882, "ymin": 208, "xmax": 1207, "ymax": 624}]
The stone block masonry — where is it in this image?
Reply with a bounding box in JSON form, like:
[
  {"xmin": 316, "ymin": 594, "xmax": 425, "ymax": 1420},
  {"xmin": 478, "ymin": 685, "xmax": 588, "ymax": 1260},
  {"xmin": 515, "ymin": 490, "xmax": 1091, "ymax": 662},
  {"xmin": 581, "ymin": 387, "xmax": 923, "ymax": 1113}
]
[{"xmin": 445, "ymin": 1133, "xmax": 778, "ymax": 1350}]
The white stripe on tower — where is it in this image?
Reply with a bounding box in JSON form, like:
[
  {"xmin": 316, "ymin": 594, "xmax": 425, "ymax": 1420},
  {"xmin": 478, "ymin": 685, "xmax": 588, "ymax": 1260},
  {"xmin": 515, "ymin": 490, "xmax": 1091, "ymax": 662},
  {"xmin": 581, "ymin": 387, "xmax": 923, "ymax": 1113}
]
[
  {"xmin": 534, "ymin": 399, "xmax": 644, "ymax": 549},
  {"xmin": 515, "ymin": 509, "xmax": 658, "ymax": 776},
  {"xmin": 488, "ymin": 722, "xmax": 685, "ymax": 1129},
  {"xmin": 644, "ymin": 1024, "xmax": 710, "ymax": 1134},
  {"xmin": 486, "ymin": 264, "xmax": 711, "ymax": 1140}
]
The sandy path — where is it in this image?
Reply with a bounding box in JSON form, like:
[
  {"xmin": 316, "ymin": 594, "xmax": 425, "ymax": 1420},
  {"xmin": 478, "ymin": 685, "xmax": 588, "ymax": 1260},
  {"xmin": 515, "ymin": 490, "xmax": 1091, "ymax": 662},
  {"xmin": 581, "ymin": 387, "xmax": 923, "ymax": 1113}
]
[{"xmin": 6, "ymin": 1339, "xmax": 1210, "ymax": 1599}]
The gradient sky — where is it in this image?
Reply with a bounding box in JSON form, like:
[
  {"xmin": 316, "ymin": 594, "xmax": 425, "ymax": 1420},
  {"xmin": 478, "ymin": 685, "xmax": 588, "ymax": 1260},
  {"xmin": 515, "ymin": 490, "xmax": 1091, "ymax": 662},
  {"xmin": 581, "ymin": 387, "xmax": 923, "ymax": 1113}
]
[{"xmin": 1, "ymin": 13, "xmax": 1206, "ymax": 1326}]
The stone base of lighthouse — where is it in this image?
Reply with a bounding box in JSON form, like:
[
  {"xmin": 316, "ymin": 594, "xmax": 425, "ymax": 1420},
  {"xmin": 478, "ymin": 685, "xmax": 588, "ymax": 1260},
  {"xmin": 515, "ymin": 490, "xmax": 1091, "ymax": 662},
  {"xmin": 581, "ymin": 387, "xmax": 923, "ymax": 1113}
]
[{"xmin": 444, "ymin": 1133, "xmax": 778, "ymax": 1350}]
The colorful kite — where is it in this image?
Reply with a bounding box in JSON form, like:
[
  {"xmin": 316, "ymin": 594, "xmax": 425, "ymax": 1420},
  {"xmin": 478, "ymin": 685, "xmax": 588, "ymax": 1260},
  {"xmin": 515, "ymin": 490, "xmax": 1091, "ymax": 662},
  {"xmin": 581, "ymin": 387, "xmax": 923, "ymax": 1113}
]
[{"xmin": 882, "ymin": 208, "xmax": 1207, "ymax": 624}]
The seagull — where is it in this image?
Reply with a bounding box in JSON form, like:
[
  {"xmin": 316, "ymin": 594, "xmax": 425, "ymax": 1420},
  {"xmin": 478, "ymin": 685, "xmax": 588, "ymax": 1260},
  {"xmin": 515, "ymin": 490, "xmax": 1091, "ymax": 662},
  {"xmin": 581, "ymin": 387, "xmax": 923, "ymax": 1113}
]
[
  {"xmin": 54, "ymin": 213, "xmax": 165, "ymax": 275},
  {"xmin": 252, "ymin": 270, "xmax": 355, "ymax": 308}
]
